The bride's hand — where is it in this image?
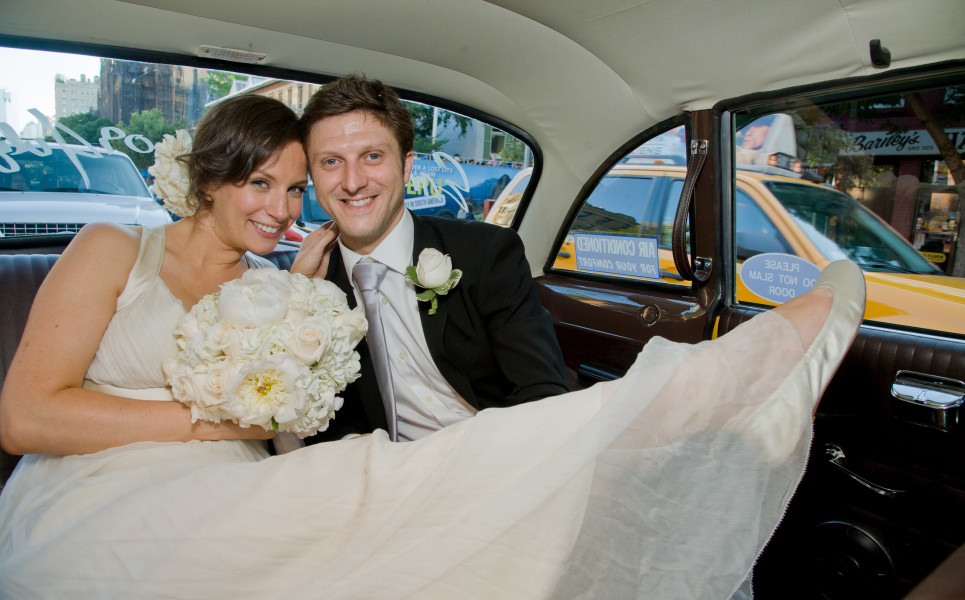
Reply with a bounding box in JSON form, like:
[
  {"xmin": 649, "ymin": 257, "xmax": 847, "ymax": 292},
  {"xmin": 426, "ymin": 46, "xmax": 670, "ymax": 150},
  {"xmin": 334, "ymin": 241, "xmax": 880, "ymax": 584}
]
[{"xmin": 291, "ymin": 221, "xmax": 339, "ymax": 279}]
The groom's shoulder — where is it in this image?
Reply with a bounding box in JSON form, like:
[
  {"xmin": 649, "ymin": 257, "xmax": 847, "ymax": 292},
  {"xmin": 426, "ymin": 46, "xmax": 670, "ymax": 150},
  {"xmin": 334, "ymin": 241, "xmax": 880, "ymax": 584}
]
[{"xmin": 418, "ymin": 215, "xmax": 518, "ymax": 246}]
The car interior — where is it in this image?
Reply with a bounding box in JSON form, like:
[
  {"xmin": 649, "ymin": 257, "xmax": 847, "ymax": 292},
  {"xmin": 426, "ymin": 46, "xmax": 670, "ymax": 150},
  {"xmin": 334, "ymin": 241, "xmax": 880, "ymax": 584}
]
[{"xmin": 2, "ymin": 1, "xmax": 964, "ymax": 597}]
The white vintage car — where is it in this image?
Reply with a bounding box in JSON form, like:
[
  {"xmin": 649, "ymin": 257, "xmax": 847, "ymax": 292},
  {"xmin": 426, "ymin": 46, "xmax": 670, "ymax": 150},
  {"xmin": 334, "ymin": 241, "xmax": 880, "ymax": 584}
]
[{"xmin": 0, "ymin": 143, "xmax": 171, "ymax": 238}]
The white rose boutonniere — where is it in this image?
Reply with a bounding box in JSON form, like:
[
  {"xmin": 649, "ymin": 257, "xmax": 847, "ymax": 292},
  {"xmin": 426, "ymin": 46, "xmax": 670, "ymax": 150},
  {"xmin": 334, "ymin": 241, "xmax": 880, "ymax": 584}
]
[{"xmin": 405, "ymin": 248, "xmax": 462, "ymax": 315}]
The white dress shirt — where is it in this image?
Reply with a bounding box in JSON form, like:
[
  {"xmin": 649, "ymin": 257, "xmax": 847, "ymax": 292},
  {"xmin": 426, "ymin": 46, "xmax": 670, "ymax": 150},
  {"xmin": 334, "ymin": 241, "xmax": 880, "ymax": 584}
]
[{"xmin": 339, "ymin": 211, "xmax": 476, "ymax": 441}]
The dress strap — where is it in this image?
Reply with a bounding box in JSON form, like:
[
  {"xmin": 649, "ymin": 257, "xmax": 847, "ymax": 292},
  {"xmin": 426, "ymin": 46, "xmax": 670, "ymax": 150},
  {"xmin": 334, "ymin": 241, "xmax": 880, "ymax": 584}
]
[
  {"xmin": 245, "ymin": 252, "xmax": 276, "ymax": 269},
  {"xmin": 116, "ymin": 225, "xmax": 166, "ymax": 311}
]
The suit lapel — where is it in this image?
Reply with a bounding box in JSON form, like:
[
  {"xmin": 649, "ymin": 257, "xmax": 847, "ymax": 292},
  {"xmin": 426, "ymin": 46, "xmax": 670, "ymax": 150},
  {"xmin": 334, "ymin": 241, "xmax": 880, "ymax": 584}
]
[
  {"xmin": 412, "ymin": 215, "xmax": 448, "ymax": 356},
  {"xmin": 411, "ymin": 215, "xmax": 474, "ymax": 402},
  {"xmin": 326, "ymin": 247, "xmax": 357, "ymax": 309}
]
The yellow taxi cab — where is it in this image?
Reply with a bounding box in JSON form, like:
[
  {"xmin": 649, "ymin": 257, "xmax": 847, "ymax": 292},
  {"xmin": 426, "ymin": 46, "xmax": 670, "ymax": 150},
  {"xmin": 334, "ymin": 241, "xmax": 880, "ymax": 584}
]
[{"xmin": 547, "ymin": 164, "xmax": 965, "ymax": 334}]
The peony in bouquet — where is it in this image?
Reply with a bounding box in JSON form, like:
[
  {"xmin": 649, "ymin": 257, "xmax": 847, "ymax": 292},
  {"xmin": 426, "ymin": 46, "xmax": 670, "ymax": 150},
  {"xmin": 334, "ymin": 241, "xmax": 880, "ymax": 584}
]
[{"xmin": 163, "ymin": 268, "xmax": 367, "ymax": 437}]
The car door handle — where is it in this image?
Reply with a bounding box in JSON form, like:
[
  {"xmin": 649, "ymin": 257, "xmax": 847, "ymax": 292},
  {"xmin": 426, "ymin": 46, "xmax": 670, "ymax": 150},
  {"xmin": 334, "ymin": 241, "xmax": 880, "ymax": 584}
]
[
  {"xmin": 824, "ymin": 443, "xmax": 905, "ymax": 499},
  {"xmin": 891, "ymin": 370, "xmax": 965, "ymax": 432}
]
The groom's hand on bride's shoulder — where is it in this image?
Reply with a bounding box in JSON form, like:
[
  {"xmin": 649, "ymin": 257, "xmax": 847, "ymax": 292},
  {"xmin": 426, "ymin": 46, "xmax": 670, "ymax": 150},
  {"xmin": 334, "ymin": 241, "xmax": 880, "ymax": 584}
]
[{"xmin": 292, "ymin": 221, "xmax": 340, "ymax": 279}]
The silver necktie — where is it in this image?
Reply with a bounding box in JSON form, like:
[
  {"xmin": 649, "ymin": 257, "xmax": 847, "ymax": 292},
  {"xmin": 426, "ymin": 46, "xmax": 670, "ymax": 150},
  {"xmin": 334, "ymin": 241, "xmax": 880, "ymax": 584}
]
[{"xmin": 352, "ymin": 259, "xmax": 398, "ymax": 441}]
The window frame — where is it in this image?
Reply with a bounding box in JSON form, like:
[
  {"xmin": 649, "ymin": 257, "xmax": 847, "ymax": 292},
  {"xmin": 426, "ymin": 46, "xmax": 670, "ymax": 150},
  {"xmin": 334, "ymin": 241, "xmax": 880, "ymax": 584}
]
[
  {"xmin": 716, "ymin": 61, "xmax": 965, "ymax": 337},
  {"xmin": 545, "ymin": 115, "xmax": 694, "ymax": 292}
]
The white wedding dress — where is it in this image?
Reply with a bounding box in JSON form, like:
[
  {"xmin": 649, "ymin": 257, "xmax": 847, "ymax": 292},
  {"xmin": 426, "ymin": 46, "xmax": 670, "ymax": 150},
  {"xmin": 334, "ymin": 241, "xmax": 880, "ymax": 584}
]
[{"xmin": 0, "ymin": 227, "xmax": 865, "ymax": 599}]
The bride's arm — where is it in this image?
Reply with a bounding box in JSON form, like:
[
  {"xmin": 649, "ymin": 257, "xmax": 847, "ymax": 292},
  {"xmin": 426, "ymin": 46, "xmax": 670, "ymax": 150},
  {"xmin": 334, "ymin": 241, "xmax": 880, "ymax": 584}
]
[{"xmin": 0, "ymin": 223, "xmax": 270, "ymax": 456}]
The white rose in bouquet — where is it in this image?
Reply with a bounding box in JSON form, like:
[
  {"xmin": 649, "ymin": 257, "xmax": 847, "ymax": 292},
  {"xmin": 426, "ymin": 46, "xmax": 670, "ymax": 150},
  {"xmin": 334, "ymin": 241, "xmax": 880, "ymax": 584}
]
[
  {"xmin": 286, "ymin": 271, "xmax": 319, "ymax": 319},
  {"xmin": 202, "ymin": 363, "xmax": 232, "ymax": 402},
  {"xmin": 290, "ymin": 316, "xmax": 333, "ymax": 365},
  {"xmin": 163, "ymin": 269, "xmax": 367, "ymax": 437},
  {"xmin": 200, "ymin": 320, "xmax": 236, "ymax": 355}
]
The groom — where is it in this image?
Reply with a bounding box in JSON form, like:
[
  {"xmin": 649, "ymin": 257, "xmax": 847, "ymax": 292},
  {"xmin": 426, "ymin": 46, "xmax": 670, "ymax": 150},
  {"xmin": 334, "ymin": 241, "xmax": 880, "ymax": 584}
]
[{"xmin": 298, "ymin": 75, "xmax": 568, "ymax": 443}]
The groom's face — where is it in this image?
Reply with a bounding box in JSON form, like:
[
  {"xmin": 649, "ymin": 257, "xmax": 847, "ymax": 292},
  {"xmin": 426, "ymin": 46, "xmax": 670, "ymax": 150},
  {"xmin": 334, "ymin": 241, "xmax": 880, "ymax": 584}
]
[{"xmin": 307, "ymin": 110, "xmax": 414, "ymax": 255}]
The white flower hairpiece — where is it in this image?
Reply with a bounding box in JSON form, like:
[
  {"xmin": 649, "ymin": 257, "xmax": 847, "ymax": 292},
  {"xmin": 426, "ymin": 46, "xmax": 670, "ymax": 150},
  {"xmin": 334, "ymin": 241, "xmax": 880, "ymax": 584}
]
[
  {"xmin": 148, "ymin": 129, "xmax": 200, "ymax": 218},
  {"xmin": 405, "ymin": 248, "xmax": 462, "ymax": 315}
]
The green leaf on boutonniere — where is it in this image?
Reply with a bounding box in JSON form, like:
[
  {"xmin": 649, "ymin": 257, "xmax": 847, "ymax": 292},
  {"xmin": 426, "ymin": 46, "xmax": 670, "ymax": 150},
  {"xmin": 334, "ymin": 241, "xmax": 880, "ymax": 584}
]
[
  {"xmin": 434, "ymin": 269, "xmax": 463, "ymax": 295},
  {"xmin": 416, "ymin": 290, "xmax": 439, "ymax": 314},
  {"xmin": 405, "ymin": 265, "xmax": 420, "ymax": 286}
]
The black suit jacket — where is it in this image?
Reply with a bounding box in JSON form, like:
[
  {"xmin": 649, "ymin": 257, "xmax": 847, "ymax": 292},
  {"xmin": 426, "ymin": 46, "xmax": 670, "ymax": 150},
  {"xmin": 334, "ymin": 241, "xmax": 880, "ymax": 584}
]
[{"xmin": 310, "ymin": 213, "xmax": 568, "ymax": 440}]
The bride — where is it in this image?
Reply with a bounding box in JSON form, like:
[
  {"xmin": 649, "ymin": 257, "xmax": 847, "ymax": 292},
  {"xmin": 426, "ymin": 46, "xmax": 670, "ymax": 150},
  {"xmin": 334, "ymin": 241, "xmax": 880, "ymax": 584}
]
[{"xmin": 0, "ymin": 94, "xmax": 865, "ymax": 599}]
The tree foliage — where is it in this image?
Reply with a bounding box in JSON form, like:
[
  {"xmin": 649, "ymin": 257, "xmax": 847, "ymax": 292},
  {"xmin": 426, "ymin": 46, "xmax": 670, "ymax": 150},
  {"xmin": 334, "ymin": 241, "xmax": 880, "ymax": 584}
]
[
  {"xmin": 500, "ymin": 137, "xmax": 526, "ymax": 164},
  {"xmin": 117, "ymin": 109, "xmax": 189, "ymax": 170},
  {"xmin": 404, "ymin": 101, "xmax": 470, "ymax": 154},
  {"xmin": 205, "ymin": 71, "xmax": 249, "ymax": 101},
  {"xmin": 55, "ymin": 112, "xmax": 115, "ymax": 145},
  {"xmin": 412, "ymin": 135, "xmax": 448, "ymax": 154}
]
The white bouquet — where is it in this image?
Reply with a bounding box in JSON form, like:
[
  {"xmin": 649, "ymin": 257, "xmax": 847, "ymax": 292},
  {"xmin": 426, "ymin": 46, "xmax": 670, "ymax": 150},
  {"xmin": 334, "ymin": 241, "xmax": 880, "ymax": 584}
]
[{"xmin": 163, "ymin": 269, "xmax": 367, "ymax": 437}]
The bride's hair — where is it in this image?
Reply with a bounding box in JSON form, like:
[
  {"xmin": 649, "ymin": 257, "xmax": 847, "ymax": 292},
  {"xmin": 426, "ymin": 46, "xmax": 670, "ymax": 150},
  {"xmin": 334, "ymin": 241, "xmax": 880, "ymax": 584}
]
[{"xmin": 184, "ymin": 95, "xmax": 301, "ymax": 213}]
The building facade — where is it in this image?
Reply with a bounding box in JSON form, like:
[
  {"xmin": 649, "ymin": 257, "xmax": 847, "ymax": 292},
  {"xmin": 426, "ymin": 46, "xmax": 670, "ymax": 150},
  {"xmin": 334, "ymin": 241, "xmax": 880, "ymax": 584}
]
[
  {"xmin": 54, "ymin": 74, "xmax": 99, "ymax": 120},
  {"xmin": 833, "ymin": 87, "xmax": 964, "ymax": 272},
  {"xmin": 97, "ymin": 60, "xmax": 209, "ymax": 126}
]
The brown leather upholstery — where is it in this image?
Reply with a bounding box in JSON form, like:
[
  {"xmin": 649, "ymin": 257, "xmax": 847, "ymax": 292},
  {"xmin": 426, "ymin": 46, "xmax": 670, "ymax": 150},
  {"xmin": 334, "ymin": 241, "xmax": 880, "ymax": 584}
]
[
  {"xmin": 0, "ymin": 250, "xmax": 299, "ymax": 488},
  {"xmin": 0, "ymin": 254, "xmax": 59, "ymax": 486}
]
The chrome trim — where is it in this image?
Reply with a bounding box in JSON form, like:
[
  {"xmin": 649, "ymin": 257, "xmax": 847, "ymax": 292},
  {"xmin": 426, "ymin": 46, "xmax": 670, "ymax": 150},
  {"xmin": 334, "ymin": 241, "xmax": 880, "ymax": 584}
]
[
  {"xmin": 891, "ymin": 371, "xmax": 965, "ymax": 410},
  {"xmin": 891, "ymin": 371, "xmax": 964, "ymax": 432},
  {"xmin": 824, "ymin": 444, "xmax": 904, "ymax": 499},
  {"xmin": 0, "ymin": 223, "xmax": 85, "ymax": 237}
]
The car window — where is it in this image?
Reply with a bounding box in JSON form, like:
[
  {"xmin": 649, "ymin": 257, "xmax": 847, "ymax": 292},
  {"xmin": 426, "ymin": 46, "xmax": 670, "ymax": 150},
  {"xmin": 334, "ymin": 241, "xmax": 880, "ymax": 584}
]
[
  {"xmin": 735, "ymin": 188, "xmax": 792, "ymax": 259},
  {"xmin": 660, "ymin": 179, "xmax": 684, "ymax": 247},
  {"xmin": 0, "ymin": 46, "xmax": 535, "ymax": 239},
  {"xmin": 483, "ymin": 168, "xmax": 533, "ymax": 226},
  {"xmin": 0, "ymin": 149, "xmax": 150, "ymax": 197},
  {"xmin": 552, "ymin": 125, "xmax": 690, "ymax": 286},
  {"xmin": 404, "ymin": 148, "xmax": 528, "ymax": 222},
  {"xmin": 731, "ymin": 80, "xmax": 965, "ymax": 335}
]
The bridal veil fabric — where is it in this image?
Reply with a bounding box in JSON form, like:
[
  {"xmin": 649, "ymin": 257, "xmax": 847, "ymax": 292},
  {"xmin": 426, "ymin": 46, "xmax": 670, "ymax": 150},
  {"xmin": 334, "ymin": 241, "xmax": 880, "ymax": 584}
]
[{"xmin": 0, "ymin": 227, "xmax": 865, "ymax": 599}]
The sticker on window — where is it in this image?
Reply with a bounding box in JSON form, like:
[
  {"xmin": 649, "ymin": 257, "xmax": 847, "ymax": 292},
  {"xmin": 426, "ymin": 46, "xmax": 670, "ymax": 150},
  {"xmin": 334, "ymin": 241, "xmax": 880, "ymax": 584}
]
[
  {"xmin": 573, "ymin": 233, "xmax": 660, "ymax": 279},
  {"xmin": 405, "ymin": 194, "xmax": 447, "ymax": 210},
  {"xmin": 740, "ymin": 253, "xmax": 820, "ymax": 302}
]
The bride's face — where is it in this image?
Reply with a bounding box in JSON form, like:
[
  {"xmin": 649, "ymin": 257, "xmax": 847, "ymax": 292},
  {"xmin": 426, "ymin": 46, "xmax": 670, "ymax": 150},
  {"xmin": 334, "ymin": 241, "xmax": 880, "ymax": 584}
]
[{"xmin": 205, "ymin": 141, "xmax": 308, "ymax": 255}]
